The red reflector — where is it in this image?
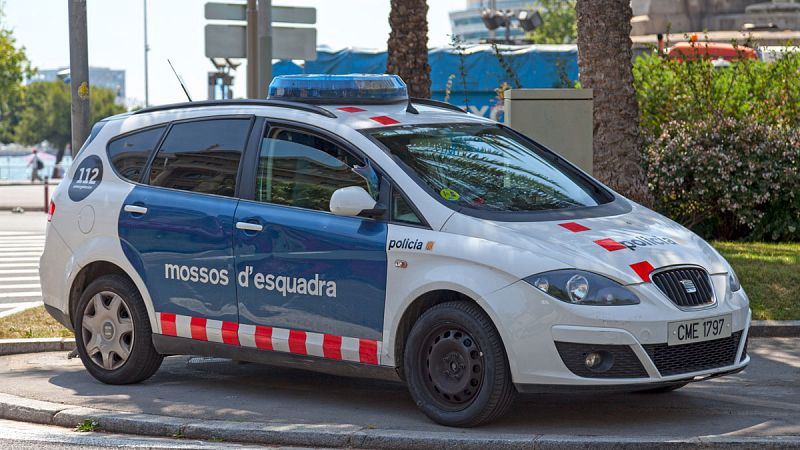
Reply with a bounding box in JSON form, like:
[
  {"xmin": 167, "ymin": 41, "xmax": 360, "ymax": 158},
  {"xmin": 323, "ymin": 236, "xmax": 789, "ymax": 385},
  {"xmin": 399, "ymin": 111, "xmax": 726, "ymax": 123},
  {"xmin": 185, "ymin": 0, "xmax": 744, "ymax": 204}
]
[{"xmin": 47, "ymin": 200, "xmax": 55, "ymax": 222}]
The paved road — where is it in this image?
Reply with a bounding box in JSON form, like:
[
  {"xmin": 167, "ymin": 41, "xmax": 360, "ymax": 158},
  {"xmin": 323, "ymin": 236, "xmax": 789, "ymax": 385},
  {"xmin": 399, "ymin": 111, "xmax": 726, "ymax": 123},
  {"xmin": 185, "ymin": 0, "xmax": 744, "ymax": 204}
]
[
  {"xmin": 0, "ymin": 338, "xmax": 798, "ymax": 440},
  {"xmin": 0, "ymin": 418, "xmax": 306, "ymax": 449},
  {"xmin": 0, "ymin": 212, "xmax": 46, "ymax": 317}
]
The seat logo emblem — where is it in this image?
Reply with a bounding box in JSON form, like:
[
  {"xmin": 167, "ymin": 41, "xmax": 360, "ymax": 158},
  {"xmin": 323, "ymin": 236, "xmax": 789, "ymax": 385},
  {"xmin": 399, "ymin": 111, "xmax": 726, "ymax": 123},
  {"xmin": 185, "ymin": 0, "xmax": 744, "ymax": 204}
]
[{"xmin": 679, "ymin": 279, "xmax": 697, "ymax": 293}]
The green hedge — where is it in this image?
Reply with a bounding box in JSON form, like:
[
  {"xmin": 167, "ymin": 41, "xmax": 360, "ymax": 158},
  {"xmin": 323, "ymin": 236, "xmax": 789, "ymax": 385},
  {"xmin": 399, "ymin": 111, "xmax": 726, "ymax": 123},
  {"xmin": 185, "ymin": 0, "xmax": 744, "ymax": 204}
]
[
  {"xmin": 646, "ymin": 118, "xmax": 800, "ymax": 241},
  {"xmin": 634, "ymin": 47, "xmax": 800, "ymax": 241},
  {"xmin": 634, "ymin": 48, "xmax": 800, "ymax": 134}
]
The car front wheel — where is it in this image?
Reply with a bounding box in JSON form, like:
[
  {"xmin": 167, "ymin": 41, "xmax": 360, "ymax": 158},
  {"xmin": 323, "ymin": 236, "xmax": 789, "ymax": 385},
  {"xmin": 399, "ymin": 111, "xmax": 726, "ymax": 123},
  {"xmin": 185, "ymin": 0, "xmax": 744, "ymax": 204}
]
[{"xmin": 404, "ymin": 300, "xmax": 516, "ymax": 427}]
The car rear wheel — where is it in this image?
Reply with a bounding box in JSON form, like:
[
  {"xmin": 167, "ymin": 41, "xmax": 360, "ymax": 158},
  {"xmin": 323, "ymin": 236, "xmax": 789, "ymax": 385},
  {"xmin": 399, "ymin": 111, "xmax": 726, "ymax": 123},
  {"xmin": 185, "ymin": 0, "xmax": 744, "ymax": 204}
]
[
  {"xmin": 404, "ymin": 301, "xmax": 516, "ymax": 427},
  {"xmin": 74, "ymin": 274, "xmax": 163, "ymax": 384}
]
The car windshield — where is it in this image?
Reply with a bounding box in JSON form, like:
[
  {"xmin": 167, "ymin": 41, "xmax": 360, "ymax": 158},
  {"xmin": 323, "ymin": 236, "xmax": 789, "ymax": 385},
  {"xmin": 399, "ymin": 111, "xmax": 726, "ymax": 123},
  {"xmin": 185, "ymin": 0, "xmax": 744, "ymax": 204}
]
[{"xmin": 369, "ymin": 123, "xmax": 608, "ymax": 213}]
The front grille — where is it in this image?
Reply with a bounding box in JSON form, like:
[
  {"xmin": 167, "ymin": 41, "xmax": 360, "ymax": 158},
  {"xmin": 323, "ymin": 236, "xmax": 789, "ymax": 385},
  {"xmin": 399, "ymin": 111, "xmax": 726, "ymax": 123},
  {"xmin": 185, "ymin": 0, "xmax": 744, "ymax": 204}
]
[
  {"xmin": 554, "ymin": 342, "xmax": 648, "ymax": 378},
  {"xmin": 643, "ymin": 331, "xmax": 742, "ymax": 376},
  {"xmin": 652, "ymin": 267, "xmax": 715, "ymax": 308}
]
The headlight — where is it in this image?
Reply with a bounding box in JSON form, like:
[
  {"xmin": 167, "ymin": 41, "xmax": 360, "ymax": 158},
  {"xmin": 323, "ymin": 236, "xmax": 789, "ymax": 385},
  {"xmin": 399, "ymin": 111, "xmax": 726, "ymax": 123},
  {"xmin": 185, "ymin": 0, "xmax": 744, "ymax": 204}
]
[
  {"xmin": 728, "ymin": 269, "xmax": 741, "ymax": 292},
  {"xmin": 525, "ymin": 270, "xmax": 640, "ymax": 306}
]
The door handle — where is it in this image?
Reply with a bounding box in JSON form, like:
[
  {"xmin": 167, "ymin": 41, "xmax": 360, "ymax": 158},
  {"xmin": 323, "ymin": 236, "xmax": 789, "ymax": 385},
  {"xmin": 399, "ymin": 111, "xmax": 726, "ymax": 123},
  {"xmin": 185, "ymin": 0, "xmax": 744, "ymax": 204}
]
[
  {"xmin": 124, "ymin": 204, "xmax": 148, "ymax": 215},
  {"xmin": 236, "ymin": 221, "xmax": 263, "ymax": 232}
]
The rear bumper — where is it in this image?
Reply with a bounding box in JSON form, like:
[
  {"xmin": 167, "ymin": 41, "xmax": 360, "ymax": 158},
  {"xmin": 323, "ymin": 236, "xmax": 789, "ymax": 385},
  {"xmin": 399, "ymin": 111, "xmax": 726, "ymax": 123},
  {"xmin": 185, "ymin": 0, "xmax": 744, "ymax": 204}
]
[
  {"xmin": 44, "ymin": 303, "xmax": 73, "ymax": 330},
  {"xmin": 39, "ymin": 224, "xmax": 75, "ymax": 328}
]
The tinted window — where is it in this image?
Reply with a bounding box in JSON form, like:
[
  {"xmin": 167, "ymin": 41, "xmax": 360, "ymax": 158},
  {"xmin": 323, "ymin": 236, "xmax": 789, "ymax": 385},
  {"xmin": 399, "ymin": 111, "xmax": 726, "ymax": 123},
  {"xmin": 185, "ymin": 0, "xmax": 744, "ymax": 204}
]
[
  {"xmin": 370, "ymin": 124, "xmax": 608, "ymax": 213},
  {"xmin": 256, "ymin": 128, "xmax": 376, "ymax": 212},
  {"xmin": 107, "ymin": 126, "xmax": 165, "ymax": 182},
  {"xmin": 148, "ymin": 119, "xmax": 250, "ymax": 197},
  {"xmin": 392, "ymin": 189, "xmax": 423, "ymax": 225}
]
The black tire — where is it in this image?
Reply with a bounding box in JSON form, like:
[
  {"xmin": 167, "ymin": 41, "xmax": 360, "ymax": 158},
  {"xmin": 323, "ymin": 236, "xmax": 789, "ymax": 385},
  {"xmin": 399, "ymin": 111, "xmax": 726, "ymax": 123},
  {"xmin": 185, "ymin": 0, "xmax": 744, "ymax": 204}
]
[
  {"xmin": 74, "ymin": 274, "xmax": 163, "ymax": 384},
  {"xmin": 638, "ymin": 382, "xmax": 689, "ymax": 394},
  {"xmin": 404, "ymin": 301, "xmax": 516, "ymax": 427}
]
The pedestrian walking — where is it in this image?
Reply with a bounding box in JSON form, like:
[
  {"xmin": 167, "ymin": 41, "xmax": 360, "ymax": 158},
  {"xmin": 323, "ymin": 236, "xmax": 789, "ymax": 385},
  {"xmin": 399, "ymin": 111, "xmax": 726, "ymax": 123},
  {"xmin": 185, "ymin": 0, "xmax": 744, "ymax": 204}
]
[{"xmin": 27, "ymin": 149, "xmax": 43, "ymax": 183}]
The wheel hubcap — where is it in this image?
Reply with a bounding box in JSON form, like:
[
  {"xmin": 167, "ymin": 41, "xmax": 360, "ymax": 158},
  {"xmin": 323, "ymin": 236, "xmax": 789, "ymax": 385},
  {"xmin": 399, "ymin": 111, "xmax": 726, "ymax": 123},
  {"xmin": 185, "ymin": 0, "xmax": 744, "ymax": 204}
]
[
  {"xmin": 102, "ymin": 322, "xmax": 114, "ymax": 339},
  {"xmin": 421, "ymin": 327, "xmax": 484, "ymax": 411},
  {"xmin": 81, "ymin": 291, "xmax": 134, "ymax": 370}
]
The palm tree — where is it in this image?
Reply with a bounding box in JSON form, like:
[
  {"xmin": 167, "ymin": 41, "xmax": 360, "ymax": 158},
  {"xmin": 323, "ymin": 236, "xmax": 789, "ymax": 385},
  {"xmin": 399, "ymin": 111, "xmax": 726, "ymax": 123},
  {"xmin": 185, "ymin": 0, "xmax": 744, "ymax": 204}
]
[
  {"xmin": 576, "ymin": 0, "xmax": 651, "ymax": 205},
  {"xmin": 387, "ymin": 0, "xmax": 432, "ymax": 98}
]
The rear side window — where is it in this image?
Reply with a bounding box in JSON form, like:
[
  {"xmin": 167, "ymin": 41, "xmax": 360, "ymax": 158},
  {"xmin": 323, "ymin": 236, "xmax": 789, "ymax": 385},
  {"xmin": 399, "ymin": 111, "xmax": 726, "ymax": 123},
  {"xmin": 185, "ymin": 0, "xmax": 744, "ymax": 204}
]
[
  {"xmin": 107, "ymin": 126, "xmax": 165, "ymax": 182},
  {"xmin": 148, "ymin": 118, "xmax": 250, "ymax": 197}
]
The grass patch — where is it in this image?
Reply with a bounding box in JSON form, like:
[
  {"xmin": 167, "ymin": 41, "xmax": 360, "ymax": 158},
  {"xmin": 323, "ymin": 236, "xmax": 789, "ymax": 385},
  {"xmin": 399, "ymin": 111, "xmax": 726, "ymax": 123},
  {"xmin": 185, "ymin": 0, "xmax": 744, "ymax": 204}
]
[
  {"xmin": 713, "ymin": 241, "xmax": 800, "ymax": 320},
  {"xmin": 74, "ymin": 419, "xmax": 99, "ymax": 432},
  {"xmin": 0, "ymin": 305, "xmax": 72, "ymax": 339}
]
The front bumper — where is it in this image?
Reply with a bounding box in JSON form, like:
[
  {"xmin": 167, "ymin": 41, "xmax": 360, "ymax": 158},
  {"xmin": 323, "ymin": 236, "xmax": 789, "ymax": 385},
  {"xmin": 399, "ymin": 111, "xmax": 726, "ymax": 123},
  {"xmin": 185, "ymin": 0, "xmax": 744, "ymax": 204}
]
[{"xmin": 481, "ymin": 277, "xmax": 751, "ymax": 386}]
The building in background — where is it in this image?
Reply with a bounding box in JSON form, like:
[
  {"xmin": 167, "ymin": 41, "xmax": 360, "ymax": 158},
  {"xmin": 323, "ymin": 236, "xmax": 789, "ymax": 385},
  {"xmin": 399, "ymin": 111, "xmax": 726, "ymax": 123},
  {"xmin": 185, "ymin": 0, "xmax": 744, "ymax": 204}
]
[
  {"xmin": 29, "ymin": 67, "xmax": 126, "ymax": 105},
  {"xmin": 631, "ymin": 0, "xmax": 800, "ymax": 45},
  {"xmin": 450, "ymin": 0, "xmax": 533, "ymax": 43}
]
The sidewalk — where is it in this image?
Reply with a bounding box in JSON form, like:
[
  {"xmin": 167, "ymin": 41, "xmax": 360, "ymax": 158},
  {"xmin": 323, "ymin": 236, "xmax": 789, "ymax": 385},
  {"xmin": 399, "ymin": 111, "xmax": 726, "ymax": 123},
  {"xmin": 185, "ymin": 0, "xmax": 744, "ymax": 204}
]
[
  {"xmin": 0, "ymin": 338, "xmax": 798, "ymax": 449},
  {"xmin": 0, "ymin": 181, "xmax": 59, "ymax": 211}
]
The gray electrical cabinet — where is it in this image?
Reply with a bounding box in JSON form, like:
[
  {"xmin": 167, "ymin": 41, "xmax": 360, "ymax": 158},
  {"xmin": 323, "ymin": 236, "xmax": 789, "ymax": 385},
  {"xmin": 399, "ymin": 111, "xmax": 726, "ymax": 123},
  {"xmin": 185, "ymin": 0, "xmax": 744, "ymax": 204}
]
[{"xmin": 504, "ymin": 89, "xmax": 594, "ymax": 175}]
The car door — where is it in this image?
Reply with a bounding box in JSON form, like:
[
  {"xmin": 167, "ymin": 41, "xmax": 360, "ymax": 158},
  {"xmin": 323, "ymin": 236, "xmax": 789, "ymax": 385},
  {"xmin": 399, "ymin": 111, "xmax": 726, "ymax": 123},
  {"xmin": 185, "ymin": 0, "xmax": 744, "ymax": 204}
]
[
  {"xmin": 119, "ymin": 117, "xmax": 255, "ymax": 332},
  {"xmin": 233, "ymin": 124, "xmax": 388, "ymax": 363}
]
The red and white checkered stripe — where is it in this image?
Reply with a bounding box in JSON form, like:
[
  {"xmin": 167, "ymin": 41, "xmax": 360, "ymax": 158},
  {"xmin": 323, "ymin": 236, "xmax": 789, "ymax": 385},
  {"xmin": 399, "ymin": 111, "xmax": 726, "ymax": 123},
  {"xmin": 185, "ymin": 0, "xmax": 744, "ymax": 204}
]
[{"xmin": 158, "ymin": 312, "xmax": 381, "ymax": 365}]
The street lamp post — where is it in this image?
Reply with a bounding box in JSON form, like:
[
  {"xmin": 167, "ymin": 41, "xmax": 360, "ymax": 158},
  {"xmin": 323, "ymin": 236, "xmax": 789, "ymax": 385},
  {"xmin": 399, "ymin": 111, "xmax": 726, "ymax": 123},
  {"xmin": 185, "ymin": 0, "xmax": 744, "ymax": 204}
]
[
  {"xmin": 480, "ymin": 5, "xmax": 542, "ymax": 44},
  {"xmin": 68, "ymin": 0, "xmax": 90, "ymax": 157},
  {"xmin": 144, "ymin": 0, "xmax": 150, "ymax": 107}
]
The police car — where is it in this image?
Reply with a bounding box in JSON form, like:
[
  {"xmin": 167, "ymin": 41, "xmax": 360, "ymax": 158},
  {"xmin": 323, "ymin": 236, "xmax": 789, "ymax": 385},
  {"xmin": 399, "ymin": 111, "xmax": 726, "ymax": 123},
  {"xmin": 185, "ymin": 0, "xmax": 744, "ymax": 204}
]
[{"xmin": 40, "ymin": 74, "xmax": 750, "ymax": 427}]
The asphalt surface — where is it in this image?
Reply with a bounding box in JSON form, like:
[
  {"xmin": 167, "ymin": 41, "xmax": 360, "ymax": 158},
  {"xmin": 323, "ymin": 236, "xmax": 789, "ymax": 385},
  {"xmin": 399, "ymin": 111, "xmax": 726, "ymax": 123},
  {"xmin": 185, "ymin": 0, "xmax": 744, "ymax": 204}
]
[
  {"xmin": 0, "ymin": 418, "xmax": 310, "ymax": 449},
  {"xmin": 0, "ymin": 212, "xmax": 46, "ymax": 317},
  {"xmin": 0, "ymin": 338, "xmax": 798, "ymax": 440}
]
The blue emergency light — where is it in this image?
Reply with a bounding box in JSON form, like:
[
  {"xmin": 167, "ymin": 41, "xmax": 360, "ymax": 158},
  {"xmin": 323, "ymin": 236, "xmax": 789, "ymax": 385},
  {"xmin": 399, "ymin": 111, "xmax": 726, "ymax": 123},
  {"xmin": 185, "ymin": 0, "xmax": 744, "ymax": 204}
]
[{"xmin": 267, "ymin": 74, "xmax": 408, "ymax": 104}]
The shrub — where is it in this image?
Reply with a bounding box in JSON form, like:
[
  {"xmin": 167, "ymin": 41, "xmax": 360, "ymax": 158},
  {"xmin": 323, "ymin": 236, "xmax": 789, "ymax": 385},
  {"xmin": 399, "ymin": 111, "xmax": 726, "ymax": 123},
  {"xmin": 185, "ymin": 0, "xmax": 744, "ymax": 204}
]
[
  {"xmin": 646, "ymin": 117, "xmax": 800, "ymax": 241},
  {"xmin": 634, "ymin": 46, "xmax": 800, "ymax": 135}
]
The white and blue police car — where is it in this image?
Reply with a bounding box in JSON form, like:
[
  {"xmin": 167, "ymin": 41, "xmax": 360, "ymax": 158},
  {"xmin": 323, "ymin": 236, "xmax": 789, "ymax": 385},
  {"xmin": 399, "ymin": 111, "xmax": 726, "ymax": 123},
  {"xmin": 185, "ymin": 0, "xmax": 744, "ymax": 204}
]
[{"xmin": 40, "ymin": 74, "xmax": 750, "ymax": 427}]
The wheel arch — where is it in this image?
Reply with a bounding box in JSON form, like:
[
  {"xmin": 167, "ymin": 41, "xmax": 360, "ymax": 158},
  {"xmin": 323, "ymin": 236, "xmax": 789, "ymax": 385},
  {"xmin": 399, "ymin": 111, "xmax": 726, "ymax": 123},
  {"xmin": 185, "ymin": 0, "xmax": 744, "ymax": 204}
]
[
  {"xmin": 392, "ymin": 288, "xmax": 513, "ymax": 381},
  {"xmin": 69, "ymin": 261, "xmax": 129, "ymax": 324}
]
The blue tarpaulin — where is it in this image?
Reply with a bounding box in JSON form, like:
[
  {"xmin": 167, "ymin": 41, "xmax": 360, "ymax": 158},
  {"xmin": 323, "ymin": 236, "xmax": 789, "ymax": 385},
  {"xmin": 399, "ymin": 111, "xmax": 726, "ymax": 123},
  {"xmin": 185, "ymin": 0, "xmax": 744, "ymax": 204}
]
[{"xmin": 272, "ymin": 45, "xmax": 579, "ymax": 119}]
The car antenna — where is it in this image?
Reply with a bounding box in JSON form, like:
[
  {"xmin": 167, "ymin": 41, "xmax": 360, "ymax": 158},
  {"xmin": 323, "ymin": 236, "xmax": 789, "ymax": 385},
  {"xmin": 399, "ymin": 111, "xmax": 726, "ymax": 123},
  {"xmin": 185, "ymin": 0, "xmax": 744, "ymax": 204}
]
[{"xmin": 167, "ymin": 59, "xmax": 193, "ymax": 102}]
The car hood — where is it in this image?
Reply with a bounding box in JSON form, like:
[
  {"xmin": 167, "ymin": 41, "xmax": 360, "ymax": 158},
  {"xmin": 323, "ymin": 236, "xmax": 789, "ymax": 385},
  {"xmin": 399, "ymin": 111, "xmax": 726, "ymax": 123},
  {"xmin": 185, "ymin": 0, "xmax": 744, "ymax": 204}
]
[{"xmin": 441, "ymin": 203, "xmax": 728, "ymax": 285}]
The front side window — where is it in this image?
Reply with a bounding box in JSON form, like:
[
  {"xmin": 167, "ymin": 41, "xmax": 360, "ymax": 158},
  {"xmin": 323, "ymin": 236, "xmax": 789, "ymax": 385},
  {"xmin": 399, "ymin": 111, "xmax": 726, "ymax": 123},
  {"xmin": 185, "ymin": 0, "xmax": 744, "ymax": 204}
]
[
  {"xmin": 256, "ymin": 128, "xmax": 377, "ymax": 212},
  {"xmin": 392, "ymin": 189, "xmax": 423, "ymax": 225},
  {"xmin": 148, "ymin": 118, "xmax": 250, "ymax": 197},
  {"xmin": 369, "ymin": 124, "xmax": 609, "ymax": 213},
  {"xmin": 107, "ymin": 126, "xmax": 165, "ymax": 182}
]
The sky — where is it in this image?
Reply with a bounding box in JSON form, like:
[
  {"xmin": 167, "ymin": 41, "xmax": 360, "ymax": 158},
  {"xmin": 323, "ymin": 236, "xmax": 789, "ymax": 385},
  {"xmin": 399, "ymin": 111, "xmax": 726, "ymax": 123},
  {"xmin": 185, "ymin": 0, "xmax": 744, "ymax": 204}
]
[{"xmin": 3, "ymin": 0, "xmax": 466, "ymax": 106}]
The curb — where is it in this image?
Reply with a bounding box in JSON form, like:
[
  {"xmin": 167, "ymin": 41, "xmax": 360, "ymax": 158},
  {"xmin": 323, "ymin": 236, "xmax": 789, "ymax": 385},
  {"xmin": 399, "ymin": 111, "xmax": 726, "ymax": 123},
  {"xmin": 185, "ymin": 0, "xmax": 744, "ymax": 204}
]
[
  {"xmin": 0, "ymin": 392, "xmax": 798, "ymax": 449},
  {"xmin": 0, "ymin": 338, "xmax": 75, "ymax": 356},
  {"xmin": 750, "ymin": 320, "xmax": 800, "ymax": 338}
]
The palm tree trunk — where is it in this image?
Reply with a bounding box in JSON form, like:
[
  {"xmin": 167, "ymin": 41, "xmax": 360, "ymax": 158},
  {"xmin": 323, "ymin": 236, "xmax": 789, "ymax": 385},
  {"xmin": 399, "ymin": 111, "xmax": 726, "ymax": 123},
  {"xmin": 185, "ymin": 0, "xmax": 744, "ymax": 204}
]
[
  {"xmin": 387, "ymin": 0, "xmax": 432, "ymax": 98},
  {"xmin": 576, "ymin": 0, "xmax": 651, "ymax": 205}
]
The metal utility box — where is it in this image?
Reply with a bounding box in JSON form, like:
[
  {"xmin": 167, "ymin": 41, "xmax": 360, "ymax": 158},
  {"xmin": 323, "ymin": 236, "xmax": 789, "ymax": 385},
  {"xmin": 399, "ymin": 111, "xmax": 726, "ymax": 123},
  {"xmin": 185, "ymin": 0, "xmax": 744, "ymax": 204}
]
[{"xmin": 504, "ymin": 89, "xmax": 594, "ymax": 175}]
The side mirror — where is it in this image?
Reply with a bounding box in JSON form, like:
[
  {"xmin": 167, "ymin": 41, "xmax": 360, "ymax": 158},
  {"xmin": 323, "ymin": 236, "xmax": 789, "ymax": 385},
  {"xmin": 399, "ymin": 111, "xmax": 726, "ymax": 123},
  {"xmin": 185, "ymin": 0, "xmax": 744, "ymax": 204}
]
[{"xmin": 329, "ymin": 186, "xmax": 385, "ymax": 218}]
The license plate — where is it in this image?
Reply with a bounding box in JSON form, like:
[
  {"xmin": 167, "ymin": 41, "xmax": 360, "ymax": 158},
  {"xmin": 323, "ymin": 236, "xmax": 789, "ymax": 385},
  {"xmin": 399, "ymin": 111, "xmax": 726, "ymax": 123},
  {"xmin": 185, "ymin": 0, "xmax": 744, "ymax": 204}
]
[{"xmin": 667, "ymin": 314, "xmax": 732, "ymax": 346}]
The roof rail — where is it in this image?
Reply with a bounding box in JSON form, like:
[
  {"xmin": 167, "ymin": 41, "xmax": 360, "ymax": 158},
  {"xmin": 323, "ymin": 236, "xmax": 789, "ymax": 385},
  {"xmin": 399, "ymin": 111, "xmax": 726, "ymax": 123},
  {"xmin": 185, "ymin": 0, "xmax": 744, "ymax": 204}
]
[
  {"xmin": 409, "ymin": 97, "xmax": 467, "ymax": 114},
  {"xmin": 132, "ymin": 99, "xmax": 337, "ymax": 119}
]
